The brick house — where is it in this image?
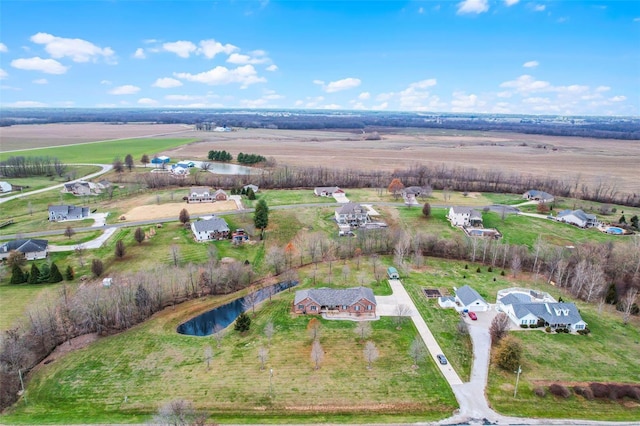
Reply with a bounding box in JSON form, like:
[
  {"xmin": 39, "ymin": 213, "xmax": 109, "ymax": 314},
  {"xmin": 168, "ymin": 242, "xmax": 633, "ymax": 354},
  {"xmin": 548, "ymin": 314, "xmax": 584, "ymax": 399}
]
[{"xmin": 293, "ymin": 287, "xmax": 377, "ymax": 318}]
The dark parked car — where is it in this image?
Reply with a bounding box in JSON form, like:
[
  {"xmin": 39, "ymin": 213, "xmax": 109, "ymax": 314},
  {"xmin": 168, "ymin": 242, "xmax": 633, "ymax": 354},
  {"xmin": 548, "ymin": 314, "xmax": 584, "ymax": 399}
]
[
  {"xmin": 437, "ymin": 354, "xmax": 448, "ymax": 365},
  {"xmin": 469, "ymin": 312, "xmax": 477, "ymax": 320}
]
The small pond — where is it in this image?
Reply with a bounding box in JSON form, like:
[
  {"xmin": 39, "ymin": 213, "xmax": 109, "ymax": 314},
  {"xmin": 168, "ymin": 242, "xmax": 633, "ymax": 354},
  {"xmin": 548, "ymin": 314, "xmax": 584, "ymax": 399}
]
[
  {"xmin": 177, "ymin": 280, "xmax": 298, "ymax": 336},
  {"xmin": 191, "ymin": 161, "xmax": 257, "ymax": 175}
]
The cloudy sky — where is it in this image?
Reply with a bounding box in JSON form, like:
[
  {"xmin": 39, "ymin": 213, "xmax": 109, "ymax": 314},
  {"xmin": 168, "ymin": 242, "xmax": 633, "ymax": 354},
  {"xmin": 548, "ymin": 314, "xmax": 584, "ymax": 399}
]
[{"xmin": 1, "ymin": 1, "xmax": 638, "ymax": 115}]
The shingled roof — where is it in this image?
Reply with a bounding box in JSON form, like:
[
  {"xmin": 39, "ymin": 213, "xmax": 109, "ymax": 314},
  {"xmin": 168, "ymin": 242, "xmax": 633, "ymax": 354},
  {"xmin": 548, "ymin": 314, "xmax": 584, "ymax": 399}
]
[
  {"xmin": 0, "ymin": 239, "xmax": 48, "ymax": 255},
  {"xmin": 192, "ymin": 216, "xmax": 229, "ymax": 234},
  {"xmin": 294, "ymin": 287, "xmax": 376, "ymax": 307}
]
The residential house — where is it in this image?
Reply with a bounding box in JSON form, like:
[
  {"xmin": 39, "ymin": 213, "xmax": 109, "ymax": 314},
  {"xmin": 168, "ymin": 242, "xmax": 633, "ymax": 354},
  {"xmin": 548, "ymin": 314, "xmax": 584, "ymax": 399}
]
[
  {"xmin": 188, "ymin": 187, "xmax": 213, "ymax": 203},
  {"xmin": 63, "ymin": 181, "xmax": 97, "ymax": 196},
  {"xmin": 523, "ymin": 190, "xmax": 554, "ymax": 203},
  {"xmin": 151, "ymin": 156, "xmax": 170, "ymax": 166},
  {"xmin": 496, "ymin": 288, "xmax": 587, "ymax": 332},
  {"xmin": 190, "ymin": 216, "xmax": 230, "ymax": 241},
  {"xmin": 0, "ymin": 181, "xmax": 12, "ymax": 193},
  {"xmin": 243, "ymin": 184, "xmax": 259, "ymax": 193},
  {"xmin": 335, "ymin": 203, "xmax": 370, "ymax": 227},
  {"xmin": 170, "ymin": 165, "xmax": 189, "ymax": 178},
  {"xmin": 293, "ymin": 287, "xmax": 377, "ymax": 318},
  {"xmin": 48, "ymin": 205, "xmax": 90, "ymax": 222},
  {"xmin": 314, "ymin": 186, "xmax": 343, "ymax": 197},
  {"xmin": 402, "ymin": 186, "xmax": 430, "ymax": 199},
  {"xmin": 454, "ymin": 285, "xmax": 490, "ymax": 312},
  {"xmin": 213, "ymin": 189, "xmax": 228, "ymax": 201},
  {"xmin": 176, "ymin": 161, "xmax": 195, "ymax": 168},
  {"xmin": 448, "ymin": 207, "xmax": 483, "ymax": 227},
  {"xmin": 0, "ymin": 239, "xmax": 48, "ymax": 260},
  {"xmin": 557, "ymin": 209, "xmax": 598, "ymax": 228}
]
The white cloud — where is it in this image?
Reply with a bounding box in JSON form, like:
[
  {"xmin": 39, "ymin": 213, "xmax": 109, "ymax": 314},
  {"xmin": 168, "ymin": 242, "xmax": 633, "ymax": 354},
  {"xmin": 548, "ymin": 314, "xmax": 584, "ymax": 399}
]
[
  {"xmin": 500, "ymin": 74, "xmax": 550, "ymax": 93},
  {"xmin": 143, "ymin": 39, "xmax": 158, "ymax": 44},
  {"xmin": 324, "ymin": 77, "xmax": 361, "ymax": 93},
  {"xmin": 33, "ymin": 78, "xmax": 48, "ymax": 84},
  {"xmin": 372, "ymin": 102, "xmax": 388, "ymax": 110},
  {"xmin": 174, "ymin": 65, "xmax": 266, "ymax": 88},
  {"xmin": 8, "ymin": 101, "xmax": 48, "ymax": 107},
  {"xmin": 227, "ymin": 52, "xmax": 269, "ymax": 65},
  {"xmin": 11, "ymin": 57, "xmax": 68, "ymax": 74},
  {"xmin": 408, "ymin": 79, "xmax": 437, "ymax": 89},
  {"xmin": 533, "ymin": 4, "xmax": 546, "ymax": 11},
  {"xmin": 313, "ymin": 79, "xmax": 324, "ymax": 85},
  {"xmin": 0, "ymin": 69, "xmax": 7, "ymax": 79},
  {"xmin": 418, "ymin": 6, "xmax": 424, "ymax": 14},
  {"xmin": 504, "ymin": 0, "xmax": 519, "ymax": 6},
  {"xmin": 266, "ymin": 64, "xmax": 278, "ymax": 72},
  {"xmin": 133, "ymin": 48, "xmax": 146, "ymax": 59},
  {"xmin": 595, "ymin": 86, "xmax": 610, "ymax": 92},
  {"xmin": 523, "ymin": 60, "xmax": 539, "ymax": 68},
  {"xmin": 609, "ymin": 95, "xmax": 626, "ymax": 102},
  {"xmin": 162, "ymin": 41, "xmax": 197, "ymax": 58},
  {"xmin": 457, "ymin": 0, "xmax": 489, "ymax": 14},
  {"xmin": 100, "ymin": 80, "xmax": 112, "ymax": 85},
  {"xmin": 522, "ymin": 97, "xmax": 551, "ymax": 104},
  {"xmin": 198, "ymin": 39, "xmax": 238, "ymax": 59},
  {"xmin": 165, "ymin": 94, "xmax": 201, "ymax": 101},
  {"xmin": 137, "ymin": 97, "xmax": 158, "ymax": 106},
  {"xmin": 30, "ymin": 32, "xmax": 115, "ymax": 63},
  {"xmin": 497, "ymin": 91, "xmax": 513, "ymax": 98},
  {"xmin": 240, "ymin": 98, "xmax": 269, "ymax": 108},
  {"xmin": 323, "ymin": 104, "xmax": 341, "ymax": 109},
  {"xmin": 109, "ymin": 85, "xmax": 140, "ymax": 95},
  {"xmin": 152, "ymin": 77, "xmax": 183, "ymax": 88},
  {"xmin": 451, "ymin": 91, "xmax": 486, "ymax": 112},
  {"xmin": 0, "ymin": 43, "xmax": 8, "ymax": 53},
  {"xmin": 358, "ymin": 92, "xmax": 371, "ymax": 100}
]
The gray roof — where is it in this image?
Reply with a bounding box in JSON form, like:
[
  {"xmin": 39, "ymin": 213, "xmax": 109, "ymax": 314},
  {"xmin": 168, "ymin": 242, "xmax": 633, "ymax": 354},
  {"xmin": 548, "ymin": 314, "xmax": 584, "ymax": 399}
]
[
  {"xmin": 511, "ymin": 302, "xmax": 584, "ymax": 325},
  {"xmin": 294, "ymin": 287, "xmax": 376, "ymax": 307},
  {"xmin": 336, "ymin": 202, "xmax": 367, "ymax": 215},
  {"xmin": 192, "ymin": 216, "xmax": 229, "ymax": 234},
  {"xmin": 558, "ymin": 209, "xmax": 596, "ymax": 221},
  {"xmin": 190, "ymin": 186, "xmax": 210, "ymax": 194},
  {"xmin": 48, "ymin": 205, "xmax": 89, "ymax": 216},
  {"xmin": 525, "ymin": 190, "xmax": 554, "ymax": 200},
  {"xmin": 315, "ymin": 186, "xmax": 341, "ymax": 193},
  {"xmin": 404, "ymin": 186, "xmax": 424, "ymax": 195},
  {"xmin": 451, "ymin": 206, "xmax": 482, "ymax": 220},
  {"xmin": 0, "ymin": 239, "xmax": 48, "ymax": 254},
  {"xmin": 498, "ymin": 293, "xmax": 532, "ymax": 305},
  {"xmin": 456, "ymin": 285, "xmax": 488, "ymax": 306}
]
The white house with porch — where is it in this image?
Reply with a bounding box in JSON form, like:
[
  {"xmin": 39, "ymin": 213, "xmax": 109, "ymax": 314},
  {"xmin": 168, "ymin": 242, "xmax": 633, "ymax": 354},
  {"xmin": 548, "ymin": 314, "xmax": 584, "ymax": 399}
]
[
  {"xmin": 556, "ymin": 209, "xmax": 598, "ymax": 228},
  {"xmin": 448, "ymin": 207, "xmax": 483, "ymax": 227}
]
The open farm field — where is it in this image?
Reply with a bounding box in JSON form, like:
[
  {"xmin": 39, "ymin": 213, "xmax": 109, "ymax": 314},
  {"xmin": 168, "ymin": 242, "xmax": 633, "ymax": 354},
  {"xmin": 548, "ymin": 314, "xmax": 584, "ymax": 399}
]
[
  {"xmin": 0, "ymin": 123, "xmax": 193, "ymax": 151},
  {"xmin": 161, "ymin": 128, "xmax": 640, "ymax": 194},
  {"xmin": 0, "ymin": 137, "xmax": 198, "ymax": 164},
  {"xmin": 2, "ymin": 278, "xmax": 457, "ymax": 424}
]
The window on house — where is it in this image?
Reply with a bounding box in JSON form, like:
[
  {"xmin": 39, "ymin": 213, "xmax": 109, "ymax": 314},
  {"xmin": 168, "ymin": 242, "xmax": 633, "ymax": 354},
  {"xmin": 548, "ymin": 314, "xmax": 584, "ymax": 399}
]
[
  {"xmin": 355, "ymin": 305, "xmax": 360, "ymax": 311},
  {"xmin": 310, "ymin": 306, "xmax": 316, "ymax": 311},
  {"xmin": 298, "ymin": 305, "xmax": 304, "ymax": 310},
  {"xmin": 367, "ymin": 305, "xmax": 372, "ymax": 310}
]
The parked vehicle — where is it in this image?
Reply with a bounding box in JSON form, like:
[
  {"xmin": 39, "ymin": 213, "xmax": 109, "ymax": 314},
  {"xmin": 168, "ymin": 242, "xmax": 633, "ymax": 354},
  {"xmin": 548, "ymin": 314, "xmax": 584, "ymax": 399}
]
[
  {"xmin": 469, "ymin": 312, "xmax": 477, "ymax": 320},
  {"xmin": 437, "ymin": 354, "xmax": 448, "ymax": 365}
]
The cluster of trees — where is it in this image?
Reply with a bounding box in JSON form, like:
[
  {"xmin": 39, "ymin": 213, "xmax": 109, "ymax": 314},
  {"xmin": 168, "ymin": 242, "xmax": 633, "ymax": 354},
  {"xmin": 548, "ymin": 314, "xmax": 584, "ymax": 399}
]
[
  {"xmin": 229, "ymin": 186, "xmax": 256, "ymax": 199},
  {"xmin": 0, "ymin": 156, "xmax": 67, "ymax": 178},
  {"xmin": 237, "ymin": 153, "xmax": 266, "ymax": 164},
  {"xmin": 7, "ymin": 254, "xmax": 70, "ymax": 285},
  {"xmin": 207, "ymin": 150, "xmax": 233, "ymax": 162}
]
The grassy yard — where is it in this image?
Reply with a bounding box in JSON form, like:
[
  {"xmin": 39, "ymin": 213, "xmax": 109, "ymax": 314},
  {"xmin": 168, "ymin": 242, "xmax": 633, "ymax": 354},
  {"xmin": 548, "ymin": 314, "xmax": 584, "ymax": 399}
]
[
  {"xmin": 0, "ymin": 165, "xmax": 101, "ymax": 196},
  {"xmin": 0, "ymin": 138, "xmax": 197, "ymax": 164},
  {"xmin": 2, "ymin": 281, "xmax": 458, "ymax": 424}
]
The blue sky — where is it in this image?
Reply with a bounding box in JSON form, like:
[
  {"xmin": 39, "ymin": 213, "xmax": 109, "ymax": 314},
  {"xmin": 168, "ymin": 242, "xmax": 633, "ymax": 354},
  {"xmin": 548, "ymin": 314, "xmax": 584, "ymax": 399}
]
[{"xmin": 1, "ymin": 0, "xmax": 638, "ymax": 115}]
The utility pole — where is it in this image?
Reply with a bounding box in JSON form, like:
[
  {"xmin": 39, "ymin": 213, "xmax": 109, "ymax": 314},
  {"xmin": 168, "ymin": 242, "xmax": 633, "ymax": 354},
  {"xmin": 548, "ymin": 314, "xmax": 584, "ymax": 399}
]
[{"xmin": 514, "ymin": 365, "xmax": 522, "ymax": 398}]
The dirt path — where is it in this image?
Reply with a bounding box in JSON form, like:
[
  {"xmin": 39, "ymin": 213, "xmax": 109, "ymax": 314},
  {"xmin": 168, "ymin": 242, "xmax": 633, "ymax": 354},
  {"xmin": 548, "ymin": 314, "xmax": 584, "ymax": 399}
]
[{"xmin": 121, "ymin": 200, "xmax": 238, "ymax": 222}]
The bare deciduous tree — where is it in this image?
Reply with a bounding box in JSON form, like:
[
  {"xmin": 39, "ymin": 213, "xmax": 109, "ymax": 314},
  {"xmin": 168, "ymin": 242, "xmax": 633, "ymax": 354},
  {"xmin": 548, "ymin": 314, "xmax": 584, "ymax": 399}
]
[
  {"xmin": 64, "ymin": 226, "xmax": 75, "ymax": 239},
  {"xmin": 257, "ymin": 346, "xmax": 268, "ymax": 371},
  {"xmin": 115, "ymin": 240, "xmax": 126, "ymax": 259},
  {"xmin": 170, "ymin": 245, "xmax": 180, "ymax": 267},
  {"xmin": 213, "ymin": 324, "xmax": 224, "ymax": 348},
  {"xmin": 153, "ymin": 399, "xmax": 208, "ymax": 426},
  {"xmin": 204, "ymin": 345, "xmax": 213, "ymax": 370},
  {"xmin": 134, "ymin": 227, "xmax": 145, "ymax": 244},
  {"xmin": 354, "ymin": 321, "xmax": 372, "ymax": 342},
  {"xmin": 307, "ymin": 317, "xmax": 322, "ymax": 341},
  {"xmin": 394, "ymin": 304, "xmax": 411, "ymax": 328},
  {"xmin": 363, "ymin": 341, "xmax": 379, "ymax": 369},
  {"xmin": 243, "ymin": 290, "xmax": 259, "ymax": 316},
  {"xmin": 265, "ymin": 245, "xmax": 286, "ymax": 276},
  {"xmin": 91, "ymin": 259, "xmax": 104, "ymax": 277},
  {"xmin": 490, "ymin": 312, "xmax": 511, "ymax": 345},
  {"xmin": 264, "ymin": 321, "xmax": 275, "ymax": 346},
  {"xmin": 409, "ymin": 337, "xmax": 427, "ymax": 367},
  {"xmin": 621, "ymin": 288, "xmax": 639, "ymax": 325},
  {"xmin": 510, "ymin": 253, "xmax": 522, "ymax": 278},
  {"xmin": 311, "ymin": 339, "xmax": 324, "ymax": 370}
]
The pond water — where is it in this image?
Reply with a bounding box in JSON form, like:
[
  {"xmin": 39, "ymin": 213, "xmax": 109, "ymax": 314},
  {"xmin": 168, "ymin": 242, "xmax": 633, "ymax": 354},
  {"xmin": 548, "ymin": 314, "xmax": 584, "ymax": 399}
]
[
  {"xmin": 177, "ymin": 280, "xmax": 298, "ymax": 336},
  {"xmin": 191, "ymin": 161, "xmax": 256, "ymax": 175}
]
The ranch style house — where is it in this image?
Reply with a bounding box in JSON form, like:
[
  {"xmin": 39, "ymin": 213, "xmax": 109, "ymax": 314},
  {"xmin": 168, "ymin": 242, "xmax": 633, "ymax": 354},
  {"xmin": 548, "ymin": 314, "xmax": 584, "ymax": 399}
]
[
  {"xmin": 190, "ymin": 216, "xmax": 230, "ymax": 241},
  {"xmin": 294, "ymin": 287, "xmax": 377, "ymax": 318},
  {"xmin": 48, "ymin": 205, "xmax": 90, "ymax": 222},
  {"xmin": 314, "ymin": 186, "xmax": 344, "ymax": 197},
  {"xmin": 0, "ymin": 239, "xmax": 49, "ymax": 261},
  {"xmin": 556, "ymin": 209, "xmax": 598, "ymax": 228}
]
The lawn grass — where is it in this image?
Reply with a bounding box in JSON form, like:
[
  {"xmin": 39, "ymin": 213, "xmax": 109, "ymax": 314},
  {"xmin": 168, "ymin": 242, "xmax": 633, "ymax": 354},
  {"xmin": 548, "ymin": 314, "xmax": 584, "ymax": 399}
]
[
  {"xmin": 2, "ymin": 279, "xmax": 457, "ymax": 424},
  {"xmin": 0, "ymin": 138, "xmax": 197, "ymax": 164},
  {"xmin": 0, "ymin": 165, "xmax": 101, "ymax": 196}
]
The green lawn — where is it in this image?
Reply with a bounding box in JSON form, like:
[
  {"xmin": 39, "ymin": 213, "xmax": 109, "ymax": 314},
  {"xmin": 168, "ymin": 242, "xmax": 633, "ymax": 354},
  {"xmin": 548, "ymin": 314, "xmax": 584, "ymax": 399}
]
[
  {"xmin": 0, "ymin": 165, "xmax": 101, "ymax": 196},
  {"xmin": 0, "ymin": 138, "xmax": 197, "ymax": 164},
  {"xmin": 2, "ymin": 283, "xmax": 457, "ymax": 424}
]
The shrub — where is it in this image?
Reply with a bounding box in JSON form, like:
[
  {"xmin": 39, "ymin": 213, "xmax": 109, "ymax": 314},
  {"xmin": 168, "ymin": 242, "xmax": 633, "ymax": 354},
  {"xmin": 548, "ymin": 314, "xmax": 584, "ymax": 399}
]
[
  {"xmin": 577, "ymin": 328, "xmax": 591, "ymax": 335},
  {"xmin": 549, "ymin": 383, "xmax": 571, "ymax": 398},
  {"xmin": 617, "ymin": 385, "xmax": 640, "ymax": 400},
  {"xmin": 534, "ymin": 387, "xmax": 546, "ymax": 397},
  {"xmin": 545, "ymin": 326, "xmax": 552, "ymax": 333},
  {"xmin": 590, "ymin": 382, "xmax": 610, "ymax": 398},
  {"xmin": 234, "ymin": 312, "xmax": 251, "ymax": 333},
  {"xmin": 492, "ymin": 335, "xmax": 522, "ymax": 371},
  {"xmin": 464, "ymin": 264, "xmax": 468, "ymax": 269},
  {"xmin": 573, "ymin": 386, "xmax": 594, "ymax": 400},
  {"xmin": 520, "ymin": 324, "xmax": 528, "ymax": 328},
  {"xmin": 476, "ymin": 267, "xmax": 481, "ymax": 273},
  {"xmin": 487, "ymin": 266, "xmax": 493, "ymax": 272},
  {"xmin": 501, "ymin": 270, "xmax": 506, "ymax": 276}
]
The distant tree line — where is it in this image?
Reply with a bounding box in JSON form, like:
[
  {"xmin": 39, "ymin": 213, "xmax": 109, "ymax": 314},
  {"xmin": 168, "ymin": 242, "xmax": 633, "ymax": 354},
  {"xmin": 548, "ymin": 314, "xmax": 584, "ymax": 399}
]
[
  {"xmin": 0, "ymin": 156, "xmax": 67, "ymax": 178},
  {"xmin": 1, "ymin": 109, "xmax": 638, "ymax": 140},
  {"xmin": 237, "ymin": 152, "xmax": 266, "ymax": 164}
]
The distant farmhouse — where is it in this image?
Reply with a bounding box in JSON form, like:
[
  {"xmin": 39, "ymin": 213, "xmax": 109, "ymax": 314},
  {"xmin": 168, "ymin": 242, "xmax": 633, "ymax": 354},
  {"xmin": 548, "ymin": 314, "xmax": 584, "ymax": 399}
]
[
  {"xmin": 496, "ymin": 287, "xmax": 587, "ymax": 332},
  {"xmin": 448, "ymin": 207, "xmax": 483, "ymax": 227},
  {"xmin": 314, "ymin": 186, "xmax": 343, "ymax": 197},
  {"xmin": 556, "ymin": 209, "xmax": 598, "ymax": 228},
  {"xmin": 63, "ymin": 181, "xmax": 106, "ymax": 196},
  {"xmin": 335, "ymin": 203, "xmax": 370, "ymax": 228},
  {"xmin": 294, "ymin": 287, "xmax": 377, "ymax": 318},
  {"xmin": 151, "ymin": 156, "xmax": 170, "ymax": 167},
  {"xmin": 0, "ymin": 239, "xmax": 48, "ymax": 261},
  {"xmin": 191, "ymin": 216, "xmax": 230, "ymax": 241},
  {"xmin": 523, "ymin": 190, "xmax": 554, "ymax": 203},
  {"xmin": 187, "ymin": 187, "xmax": 228, "ymax": 203},
  {"xmin": 48, "ymin": 205, "xmax": 90, "ymax": 222}
]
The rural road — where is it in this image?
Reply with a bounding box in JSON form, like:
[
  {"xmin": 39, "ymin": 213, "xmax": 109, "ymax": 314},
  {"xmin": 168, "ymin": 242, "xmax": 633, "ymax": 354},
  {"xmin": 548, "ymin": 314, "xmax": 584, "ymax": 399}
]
[{"xmin": 0, "ymin": 163, "xmax": 113, "ymax": 204}]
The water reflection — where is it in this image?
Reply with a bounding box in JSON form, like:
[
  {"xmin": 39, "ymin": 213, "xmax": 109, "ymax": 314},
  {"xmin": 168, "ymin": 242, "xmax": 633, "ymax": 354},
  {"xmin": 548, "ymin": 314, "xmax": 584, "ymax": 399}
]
[{"xmin": 177, "ymin": 281, "xmax": 298, "ymax": 336}]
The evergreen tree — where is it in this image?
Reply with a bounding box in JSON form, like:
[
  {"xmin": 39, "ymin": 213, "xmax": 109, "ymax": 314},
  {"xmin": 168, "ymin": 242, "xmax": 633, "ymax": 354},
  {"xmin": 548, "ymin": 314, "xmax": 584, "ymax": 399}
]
[
  {"xmin": 10, "ymin": 264, "xmax": 26, "ymax": 284},
  {"xmin": 48, "ymin": 263, "xmax": 64, "ymax": 283},
  {"xmin": 28, "ymin": 263, "xmax": 41, "ymax": 284},
  {"xmin": 254, "ymin": 199, "xmax": 269, "ymax": 238},
  {"xmin": 246, "ymin": 188, "xmax": 256, "ymax": 200},
  {"xmin": 631, "ymin": 215, "xmax": 639, "ymax": 229},
  {"xmin": 65, "ymin": 265, "xmax": 75, "ymax": 281},
  {"xmin": 619, "ymin": 214, "xmax": 627, "ymax": 224},
  {"xmin": 234, "ymin": 312, "xmax": 251, "ymax": 332},
  {"xmin": 38, "ymin": 263, "xmax": 51, "ymax": 282}
]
